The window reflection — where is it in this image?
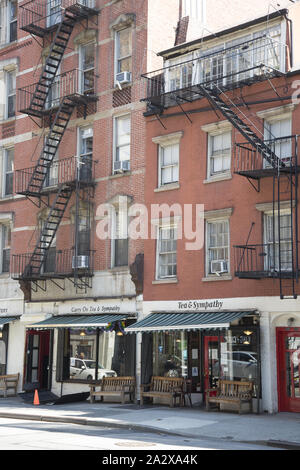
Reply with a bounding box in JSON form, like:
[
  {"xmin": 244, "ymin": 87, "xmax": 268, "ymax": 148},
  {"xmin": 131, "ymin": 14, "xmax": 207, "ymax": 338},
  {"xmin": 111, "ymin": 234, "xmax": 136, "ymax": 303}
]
[
  {"xmin": 219, "ymin": 328, "xmax": 259, "ymax": 397},
  {"xmin": 153, "ymin": 331, "xmax": 188, "ymax": 378},
  {"xmin": 59, "ymin": 327, "xmax": 135, "ymax": 381}
]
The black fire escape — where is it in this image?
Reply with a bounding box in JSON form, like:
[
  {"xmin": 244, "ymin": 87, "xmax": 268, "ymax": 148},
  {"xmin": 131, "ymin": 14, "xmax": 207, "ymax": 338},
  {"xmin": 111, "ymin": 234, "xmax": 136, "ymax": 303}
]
[
  {"xmin": 11, "ymin": 0, "xmax": 99, "ymax": 293},
  {"xmin": 142, "ymin": 32, "xmax": 299, "ymax": 299}
]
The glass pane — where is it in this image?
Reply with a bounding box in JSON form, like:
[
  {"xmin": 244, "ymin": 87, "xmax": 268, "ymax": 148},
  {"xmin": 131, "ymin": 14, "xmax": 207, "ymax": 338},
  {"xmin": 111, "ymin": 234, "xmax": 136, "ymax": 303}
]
[
  {"xmin": 7, "ymin": 95, "xmax": 15, "ymax": 118},
  {"xmin": 117, "ymin": 116, "xmax": 131, "ymax": 146},
  {"xmin": 118, "ymin": 57, "xmax": 132, "ymax": 74},
  {"xmin": 114, "ymin": 238, "xmax": 128, "ymax": 266},
  {"xmin": 222, "ymin": 329, "xmax": 258, "ymax": 397},
  {"xmin": 117, "ymin": 145, "xmax": 130, "ymax": 162},
  {"xmin": 0, "ymin": 339, "xmax": 6, "ymax": 374},
  {"xmin": 9, "ymin": 21, "xmax": 17, "ymax": 42},
  {"xmin": 2, "ymin": 249, "xmax": 10, "ymax": 273},
  {"xmin": 82, "ymin": 44, "xmax": 94, "ymax": 70},
  {"xmin": 117, "ymin": 28, "xmax": 131, "ymax": 59},
  {"xmin": 153, "ymin": 331, "xmax": 188, "ymax": 377},
  {"xmin": 33, "ymin": 335, "xmax": 39, "ymax": 348},
  {"xmin": 32, "ymin": 349, "xmax": 39, "ymax": 367},
  {"xmin": 66, "ymin": 328, "xmax": 134, "ymax": 381}
]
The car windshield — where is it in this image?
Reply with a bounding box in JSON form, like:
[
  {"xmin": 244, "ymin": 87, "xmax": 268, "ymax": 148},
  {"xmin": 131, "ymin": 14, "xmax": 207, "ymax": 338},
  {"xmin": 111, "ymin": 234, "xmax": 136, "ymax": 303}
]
[{"xmin": 84, "ymin": 361, "xmax": 105, "ymax": 369}]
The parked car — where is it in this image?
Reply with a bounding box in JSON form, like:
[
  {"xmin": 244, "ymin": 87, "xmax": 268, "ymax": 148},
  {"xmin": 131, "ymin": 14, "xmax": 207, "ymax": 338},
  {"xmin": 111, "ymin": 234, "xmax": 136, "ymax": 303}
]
[
  {"xmin": 70, "ymin": 358, "xmax": 117, "ymax": 380},
  {"xmin": 213, "ymin": 351, "xmax": 258, "ymax": 380}
]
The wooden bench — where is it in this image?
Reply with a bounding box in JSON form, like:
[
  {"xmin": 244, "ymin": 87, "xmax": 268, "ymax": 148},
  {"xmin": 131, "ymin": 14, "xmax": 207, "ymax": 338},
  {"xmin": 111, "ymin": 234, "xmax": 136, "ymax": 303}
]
[
  {"xmin": 89, "ymin": 376, "xmax": 135, "ymax": 404},
  {"xmin": 206, "ymin": 380, "xmax": 253, "ymax": 414},
  {"xmin": 140, "ymin": 376, "xmax": 184, "ymax": 408},
  {"xmin": 0, "ymin": 373, "xmax": 20, "ymax": 398}
]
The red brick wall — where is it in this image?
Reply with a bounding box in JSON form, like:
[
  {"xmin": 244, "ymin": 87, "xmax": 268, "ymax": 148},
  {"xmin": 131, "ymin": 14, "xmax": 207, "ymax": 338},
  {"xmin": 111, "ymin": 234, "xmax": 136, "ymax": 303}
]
[{"xmin": 143, "ymin": 75, "xmax": 300, "ymax": 301}]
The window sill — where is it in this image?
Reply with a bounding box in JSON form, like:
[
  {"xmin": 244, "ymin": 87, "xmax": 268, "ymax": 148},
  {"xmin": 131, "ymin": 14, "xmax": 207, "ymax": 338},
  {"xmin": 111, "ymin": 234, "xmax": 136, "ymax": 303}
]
[
  {"xmin": 203, "ymin": 173, "xmax": 232, "ymax": 184},
  {"xmin": 0, "ymin": 273, "xmax": 10, "ymax": 279},
  {"xmin": 1, "ymin": 116, "xmax": 16, "ymax": 125},
  {"xmin": 110, "ymin": 171, "xmax": 132, "ymax": 179},
  {"xmin": 154, "ymin": 182, "xmax": 180, "ymax": 193},
  {"xmin": 152, "ymin": 278, "xmax": 178, "ymax": 285},
  {"xmin": 202, "ymin": 275, "xmax": 232, "ymax": 282},
  {"xmin": 0, "ymin": 40, "xmax": 18, "ymax": 51},
  {"xmin": 109, "ymin": 266, "xmax": 129, "ymax": 273}
]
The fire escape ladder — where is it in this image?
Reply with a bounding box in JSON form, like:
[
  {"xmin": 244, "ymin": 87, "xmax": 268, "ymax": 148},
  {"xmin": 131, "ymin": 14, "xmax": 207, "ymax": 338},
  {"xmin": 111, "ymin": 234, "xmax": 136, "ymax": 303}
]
[
  {"xmin": 26, "ymin": 97, "xmax": 76, "ymax": 195},
  {"xmin": 28, "ymin": 13, "xmax": 77, "ymax": 116},
  {"xmin": 198, "ymin": 85, "xmax": 284, "ymax": 170},
  {"xmin": 26, "ymin": 185, "xmax": 73, "ymax": 276}
]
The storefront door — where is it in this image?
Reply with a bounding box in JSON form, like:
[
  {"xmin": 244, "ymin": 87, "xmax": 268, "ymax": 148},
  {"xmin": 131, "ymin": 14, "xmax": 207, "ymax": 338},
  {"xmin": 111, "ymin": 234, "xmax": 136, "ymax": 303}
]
[
  {"xmin": 24, "ymin": 330, "xmax": 51, "ymax": 390},
  {"xmin": 277, "ymin": 329, "xmax": 300, "ymax": 413}
]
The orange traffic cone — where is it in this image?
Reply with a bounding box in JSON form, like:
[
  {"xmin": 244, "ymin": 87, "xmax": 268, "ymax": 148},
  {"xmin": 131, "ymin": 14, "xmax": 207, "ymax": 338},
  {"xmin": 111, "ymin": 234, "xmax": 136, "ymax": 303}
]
[{"xmin": 33, "ymin": 389, "xmax": 40, "ymax": 406}]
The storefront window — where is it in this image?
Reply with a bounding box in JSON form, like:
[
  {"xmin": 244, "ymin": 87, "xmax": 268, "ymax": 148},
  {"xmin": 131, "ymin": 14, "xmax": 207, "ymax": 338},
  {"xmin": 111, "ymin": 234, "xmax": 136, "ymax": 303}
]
[
  {"xmin": 57, "ymin": 326, "xmax": 135, "ymax": 382},
  {"xmin": 0, "ymin": 336, "xmax": 6, "ymax": 375},
  {"xmin": 221, "ymin": 328, "xmax": 259, "ymax": 396},
  {"xmin": 153, "ymin": 331, "xmax": 188, "ymax": 377}
]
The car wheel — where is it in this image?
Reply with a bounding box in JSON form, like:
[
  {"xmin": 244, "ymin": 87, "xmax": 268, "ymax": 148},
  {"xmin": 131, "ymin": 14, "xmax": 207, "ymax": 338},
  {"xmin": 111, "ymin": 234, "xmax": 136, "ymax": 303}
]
[{"xmin": 86, "ymin": 375, "xmax": 93, "ymax": 381}]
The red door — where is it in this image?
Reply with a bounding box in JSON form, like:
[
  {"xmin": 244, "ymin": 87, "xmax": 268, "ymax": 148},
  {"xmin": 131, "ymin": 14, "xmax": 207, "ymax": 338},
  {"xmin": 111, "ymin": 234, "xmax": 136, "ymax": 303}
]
[
  {"xmin": 277, "ymin": 329, "xmax": 300, "ymax": 413},
  {"xmin": 204, "ymin": 336, "xmax": 221, "ymax": 399},
  {"xmin": 24, "ymin": 330, "xmax": 51, "ymax": 390}
]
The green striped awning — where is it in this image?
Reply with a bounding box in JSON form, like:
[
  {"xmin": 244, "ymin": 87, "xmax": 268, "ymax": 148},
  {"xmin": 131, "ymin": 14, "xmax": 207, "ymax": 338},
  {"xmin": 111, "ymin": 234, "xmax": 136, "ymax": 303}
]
[
  {"xmin": 0, "ymin": 316, "xmax": 19, "ymax": 328},
  {"xmin": 27, "ymin": 314, "xmax": 131, "ymax": 329},
  {"xmin": 126, "ymin": 311, "xmax": 255, "ymax": 333}
]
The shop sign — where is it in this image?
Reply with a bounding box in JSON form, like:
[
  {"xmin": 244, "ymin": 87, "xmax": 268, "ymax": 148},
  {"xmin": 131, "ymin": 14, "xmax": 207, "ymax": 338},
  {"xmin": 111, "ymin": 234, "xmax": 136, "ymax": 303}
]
[
  {"xmin": 177, "ymin": 299, "xmax": 224, "ymax": 310},
  {"xmin": 59, "ymin": 300, "xmax": 136, "ymax": 315}
]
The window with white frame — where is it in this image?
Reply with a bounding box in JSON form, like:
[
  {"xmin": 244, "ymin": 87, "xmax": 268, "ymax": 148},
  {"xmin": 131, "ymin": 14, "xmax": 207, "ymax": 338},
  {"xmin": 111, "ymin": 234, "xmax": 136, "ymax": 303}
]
[
  {"xmin": 78, "ymin": 127, "xmax": 93, "ymax": 182},
  {"xmin": 208, "ymin": 130, "xmax": 231, "ymax": 177},
  {"xmin": 47, "ymin": 0, "xmax": 62, "ymax": 27},
  {"xmin": 264, "ymin": 211, "xmax": 292, "ymax": 272},
  {"xmin": 156, "ymin": 226, "xmax": 177, "ymax": 279},
  {"xmin": 8, "ymin": 0, "xmax": 17, "ymax": 43},
  {"xmin": 113, "ymin": 114, "xmax": 131, "ymax": 173},
  {"xmin": 6, "ymin": 70, "xmax": 15, "ymax": 118},
  {"xmin": 44, "ymin": 135, "xmax": 58, "ymax": 188},
  {"xmin": 115, "ymin": 28, "xmax": 132, "ymax": 80},
  {"xmin": 182, "ymin": 0, "xmax": 205, "ymax": 21},
  {"xmin": 80, "ymin": 43, "xmax": 95, "ymax": 94},
  {"xmin": 112, "ymin": 210, "xmax": 128, "ymax": 267},
  {"xmin": 206, "ymin": 219, "xmax": 229, "ymax": 275},
  {"xmin": 1, "ymin": 224, "xmax": 11, "ymax": 273},
  {"xmin": 264, "ymin": 115, "xmax": 292, "ymax": 166},
  {"xmin": 3, "ymin": 148, "xmax": 14, "ymax": 197},
  {"xmin": 38, "ymin": 213, "xmax": 56, "ymax": 274},
  {"xmin": 159, "ymin": 142, "xmax": 179, "ymax": 186}
]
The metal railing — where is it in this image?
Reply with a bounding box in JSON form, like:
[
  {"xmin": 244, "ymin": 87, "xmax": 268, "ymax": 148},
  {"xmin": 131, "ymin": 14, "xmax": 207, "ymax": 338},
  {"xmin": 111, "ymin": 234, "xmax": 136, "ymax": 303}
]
[
  {"xmin": 15, "ymin": 155, "xmax": 96, "ymax": 194},
  {"xmin": 19, "ymin": 0, "xmax": 97, "ymax": 33},
  {"xmin": 11, "ymin": 248, "xmax": 95, "ymax": 280},
  {"xmin": 18, "ymin": 68, "xmax": 96, "ymax": 115},
  {"xmin": 234, "ymin": 135, "xmax": 299, "ymax": 175},
  {"xmin": 234, "ymin": 243, "xmax": 299, "ymax": 279},
  {"xmin": 142, "ymin": 35, "xmax": 287, "ymax": 105}
]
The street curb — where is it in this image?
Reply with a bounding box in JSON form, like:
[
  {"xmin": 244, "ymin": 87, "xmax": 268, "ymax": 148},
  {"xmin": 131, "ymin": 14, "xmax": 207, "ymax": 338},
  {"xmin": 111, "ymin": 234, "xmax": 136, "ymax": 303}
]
[
  {"xmin": 0, "ymin": 411, "xmax": 184, "ymax": 437},
  {"xmin": 1, "ymin": 411, "xmax": 300, "ymax": 449}
]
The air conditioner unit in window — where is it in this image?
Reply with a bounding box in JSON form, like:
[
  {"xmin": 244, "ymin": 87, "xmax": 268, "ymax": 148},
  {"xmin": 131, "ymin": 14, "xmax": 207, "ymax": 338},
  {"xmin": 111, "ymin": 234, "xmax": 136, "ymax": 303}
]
[
  {"xmin": 113, "ymin": 160, "xmax": 130, "ymax": 174},
  {"xmin": 210, "ymin": 260, "xmax": 228, "ymax": 275},
  {"xmin": 72, "ymin": 255, "xmax": 89, "ymax": 269},
  {"xmin": 115, "ymin": 71, "xmax": 132, "ymax": 85}
]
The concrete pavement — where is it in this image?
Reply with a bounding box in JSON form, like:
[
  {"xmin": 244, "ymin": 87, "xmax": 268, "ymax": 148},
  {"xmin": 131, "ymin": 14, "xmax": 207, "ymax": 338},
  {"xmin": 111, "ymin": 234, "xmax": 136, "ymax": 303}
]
[{"xmin": 0, "ymin": 396, "xmax": 299, "ymax": 449}]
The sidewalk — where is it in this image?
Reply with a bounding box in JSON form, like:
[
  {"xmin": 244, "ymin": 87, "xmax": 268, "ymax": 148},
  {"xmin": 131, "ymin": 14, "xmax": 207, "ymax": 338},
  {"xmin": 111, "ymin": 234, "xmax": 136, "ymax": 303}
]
[{"xmin": 0, "ymin": 396, "xmax": 299, "ymax": 449}]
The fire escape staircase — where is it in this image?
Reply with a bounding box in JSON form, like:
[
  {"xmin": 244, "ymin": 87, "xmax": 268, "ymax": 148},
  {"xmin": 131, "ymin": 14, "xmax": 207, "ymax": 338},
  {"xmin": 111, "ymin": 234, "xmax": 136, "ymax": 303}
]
[
  {"xmin": 25, "ymin": 97, "xmax": 76, "ymax": 196},
  {"xmin": 28, "ymin": 11, "xmax": 78, "ymax": 118},
  {"xmin": 17, "ymin": 4, "xmax": 99, "ymax": 289},
  {"xmin": 198, "ymin": 85, "xmax": 284, "ymax": 171},
  {"xmin": 25, "ymin": 186, "xmax": 72, "ymax": 277},
  {"xmin": 198, "ymin": 85, "xmax": 298, "ymax": 299}
]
